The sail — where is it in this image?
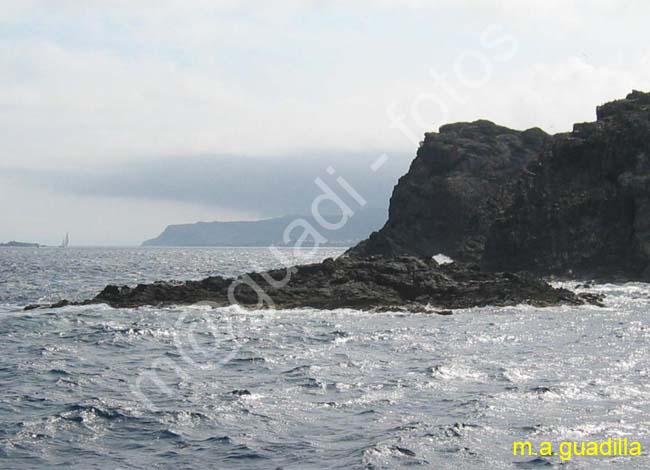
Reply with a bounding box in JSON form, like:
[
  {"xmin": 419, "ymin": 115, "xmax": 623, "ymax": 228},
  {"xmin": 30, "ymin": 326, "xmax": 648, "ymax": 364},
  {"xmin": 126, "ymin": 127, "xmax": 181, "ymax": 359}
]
[{"xmin": 60, "ymin": 233, "xmax": 69, "ymax": 248}]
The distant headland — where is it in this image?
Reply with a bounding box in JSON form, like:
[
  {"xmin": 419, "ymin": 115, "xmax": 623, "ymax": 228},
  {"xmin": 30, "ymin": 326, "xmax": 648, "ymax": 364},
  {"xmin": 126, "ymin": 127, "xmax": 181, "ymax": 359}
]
[
  {"xmin": 0, "ymin": 241, "xmax": 40, "ymax": 248},
  {"xmin": 142, "ymin": 208, "xmax": 387, "ymax": 247}
]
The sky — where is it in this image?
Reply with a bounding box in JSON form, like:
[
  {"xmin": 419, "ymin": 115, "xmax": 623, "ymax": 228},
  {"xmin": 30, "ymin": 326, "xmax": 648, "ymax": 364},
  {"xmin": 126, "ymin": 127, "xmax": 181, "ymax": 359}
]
[{"xmin": 1, "ymin": 0, "xmax": 650, "ymax": 245}]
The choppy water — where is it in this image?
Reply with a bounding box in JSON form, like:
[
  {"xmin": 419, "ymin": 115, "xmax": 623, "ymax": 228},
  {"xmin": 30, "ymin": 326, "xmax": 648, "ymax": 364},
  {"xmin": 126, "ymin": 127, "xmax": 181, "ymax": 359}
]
[{"xmin": 1, "ymin": 247, "xmax": 650, "ymax": 469}]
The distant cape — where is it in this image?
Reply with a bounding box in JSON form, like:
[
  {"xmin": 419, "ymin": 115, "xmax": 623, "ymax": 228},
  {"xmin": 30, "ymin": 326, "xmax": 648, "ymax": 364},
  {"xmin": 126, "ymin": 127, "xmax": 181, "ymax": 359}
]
[
  {"xmin": 142, "ymin": 208, "xmax": 387, "ymax": 247},
  {"xmin": 0, "ymin": 241, "xmax": 40, "ymax": 248}
]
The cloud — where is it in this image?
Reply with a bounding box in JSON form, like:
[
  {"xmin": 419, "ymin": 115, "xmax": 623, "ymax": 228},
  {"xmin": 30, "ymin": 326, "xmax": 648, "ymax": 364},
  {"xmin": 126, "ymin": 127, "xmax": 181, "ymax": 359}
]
[
  {"xmin": 1, "ymin": 0, "xmax": 649, "ymax": 170},
  {"xmin": 1, "ymin": 1, "xmax": 650, "ymax": 244},
  {"xmin": 0, "ymin": 152, "xmax": 410, "ymax": 244},
  {"xmin": 0, "ymin": 175, "xmax": 249, "ymax": 246},
  {"xmin": 3, "ymin": 152, "xmax": 410, "ymax": 213}
]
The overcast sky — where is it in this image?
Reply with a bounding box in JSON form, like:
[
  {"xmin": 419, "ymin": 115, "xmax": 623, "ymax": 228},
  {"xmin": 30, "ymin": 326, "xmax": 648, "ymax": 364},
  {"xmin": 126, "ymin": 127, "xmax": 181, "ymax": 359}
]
[{"xmin": 1, "ymin": 0, "xmax": 650, "ymax": 245}]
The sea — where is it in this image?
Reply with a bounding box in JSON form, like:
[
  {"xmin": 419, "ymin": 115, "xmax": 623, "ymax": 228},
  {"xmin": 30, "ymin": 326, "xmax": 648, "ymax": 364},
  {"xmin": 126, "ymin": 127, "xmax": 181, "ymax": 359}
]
[{"xmin": 1, "ymin": 247, "xmax": 649, "ymax": 469}]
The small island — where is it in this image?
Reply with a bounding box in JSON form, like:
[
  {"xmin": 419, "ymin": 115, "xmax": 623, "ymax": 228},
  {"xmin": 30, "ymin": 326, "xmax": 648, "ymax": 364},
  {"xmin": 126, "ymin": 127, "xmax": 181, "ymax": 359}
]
[{"xmin": 0, "ymin": 241, "xmax": 40, "ymax": 248}]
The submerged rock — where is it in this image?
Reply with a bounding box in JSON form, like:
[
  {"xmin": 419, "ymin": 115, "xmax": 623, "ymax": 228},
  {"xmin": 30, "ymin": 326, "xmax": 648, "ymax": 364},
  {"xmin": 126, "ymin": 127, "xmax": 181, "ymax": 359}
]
[{"xmin": 32, "ymin": 256, "xmax": 600, "ymax": 311}]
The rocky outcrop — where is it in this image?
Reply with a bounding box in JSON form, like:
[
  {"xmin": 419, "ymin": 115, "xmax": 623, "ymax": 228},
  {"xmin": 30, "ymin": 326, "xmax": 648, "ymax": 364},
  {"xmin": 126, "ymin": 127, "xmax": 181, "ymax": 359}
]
[
  {"xmin": 351, "ymin": 91, "xmax": 650, "ymax": 281},
  {"xmin": 29, "ymin": 256, "xmax": 600, "ymax": 311},
  {"xmin": 483, "ymin": 91, "xmax": 650, "ymax": 280},
  {"xmin": 349, "ymin": 120, "xmax": 549, "ymax": 262}
]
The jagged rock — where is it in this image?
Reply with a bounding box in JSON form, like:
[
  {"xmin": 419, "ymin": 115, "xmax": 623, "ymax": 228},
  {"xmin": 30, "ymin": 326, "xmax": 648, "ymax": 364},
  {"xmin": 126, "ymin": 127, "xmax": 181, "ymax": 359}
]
[
  {"xmin": 483, "ymin": 91, "xmax": 650, "ymax": 280},
  {"xmin": 351, "ymin": 91, "xmax": 650, "ymax": 281},
  {"xmin": 349, "ymin": 120, "xmax": 549, "ymax": 262},
  {"xmin": 33, "ymin": 256, "xmax": 598, "ymax": 311}
]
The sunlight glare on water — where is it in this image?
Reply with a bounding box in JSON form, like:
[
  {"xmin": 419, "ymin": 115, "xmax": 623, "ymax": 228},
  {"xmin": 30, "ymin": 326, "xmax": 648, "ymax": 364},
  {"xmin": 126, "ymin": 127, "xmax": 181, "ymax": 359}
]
[{"xmin": 1, "ymin": 247, "xmax": 649, "ymax": 469}]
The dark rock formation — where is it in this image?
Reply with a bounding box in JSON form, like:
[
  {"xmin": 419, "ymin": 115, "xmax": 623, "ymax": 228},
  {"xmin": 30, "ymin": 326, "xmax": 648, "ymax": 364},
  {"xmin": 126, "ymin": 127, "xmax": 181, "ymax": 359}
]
[
  {"xmin": 29, "ymin": 256, "xmax": 600, "ymax": 312},
  {"xmin": 349, "ymin": 121, "xmax": 549, "ymax": 262},
  {"xmin": 483, "ymin": 91, "xmax": 650, "ymax": 280},
  {"xmin": 351, "ymin": 91, "xmax": 650, "ymax": 281}
]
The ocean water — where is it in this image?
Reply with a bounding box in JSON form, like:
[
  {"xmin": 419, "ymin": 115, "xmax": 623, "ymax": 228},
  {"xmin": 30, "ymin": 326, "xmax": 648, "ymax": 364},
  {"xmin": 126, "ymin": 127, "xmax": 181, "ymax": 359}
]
[{"xmin": 1, "ymin": 247, "xmax": 650, "ymax": 469}]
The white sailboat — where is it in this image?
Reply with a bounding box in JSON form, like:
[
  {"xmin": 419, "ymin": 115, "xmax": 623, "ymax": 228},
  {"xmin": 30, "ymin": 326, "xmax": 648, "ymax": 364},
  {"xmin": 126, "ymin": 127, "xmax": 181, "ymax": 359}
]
[{"xmin": 60, "ymin": 232, "xmax": 70, "ymax": 248}]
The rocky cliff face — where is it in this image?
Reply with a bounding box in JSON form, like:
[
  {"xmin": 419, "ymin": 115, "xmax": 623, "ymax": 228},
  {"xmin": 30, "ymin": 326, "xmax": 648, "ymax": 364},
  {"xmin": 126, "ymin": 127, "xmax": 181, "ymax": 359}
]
[
  {"xmin": 350, "ymin": 120, "xmax": 549, "ymax": 261},
  {"xmin": 351, "ymin": 91, "xmax": 650, "ymax": 281},
  {"xmin": 484, "ymin": 91, "xmax": 650, "ymax": 280}
]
